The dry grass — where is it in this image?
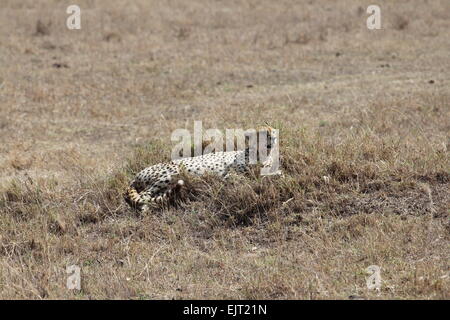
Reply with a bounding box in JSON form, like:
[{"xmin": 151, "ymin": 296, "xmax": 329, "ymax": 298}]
[{"xmin": 0, "ymin": 0, "xmax": 449, "ymax": 299}]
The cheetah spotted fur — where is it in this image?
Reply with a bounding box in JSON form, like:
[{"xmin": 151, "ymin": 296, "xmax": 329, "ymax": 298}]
[{"xmin": 124, "ymin": 126, "xmax": 277, "ymax": 211}]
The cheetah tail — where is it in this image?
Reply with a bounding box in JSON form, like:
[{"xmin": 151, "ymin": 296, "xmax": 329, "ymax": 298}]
[{"xmin": 124, "ymin": 186, "xmax": 142, "ymax": 208}]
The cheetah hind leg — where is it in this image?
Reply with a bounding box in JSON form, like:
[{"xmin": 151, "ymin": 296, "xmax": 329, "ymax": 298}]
[
  {"xmin": 138, "ymin": 179, "xmax": 185, "ymax": 211},
  {"xmin": 165, "ymin": 179, "xmax": 185, "ymax": 204}
]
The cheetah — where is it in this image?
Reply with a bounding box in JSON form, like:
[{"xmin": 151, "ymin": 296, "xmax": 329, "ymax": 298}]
[{"xmin": 124, "ymin": 126, "xmax": 278, "ymax": 211}]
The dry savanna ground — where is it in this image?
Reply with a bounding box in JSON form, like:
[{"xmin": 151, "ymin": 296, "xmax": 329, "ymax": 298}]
[{"xmin": 0, "ymin": 0, "xmax": 449, "ymax": 299}]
